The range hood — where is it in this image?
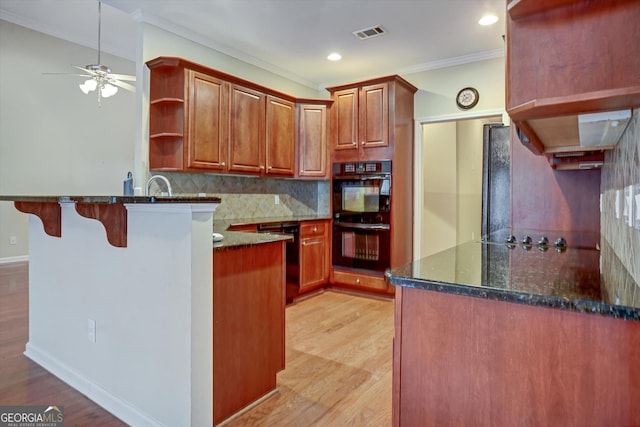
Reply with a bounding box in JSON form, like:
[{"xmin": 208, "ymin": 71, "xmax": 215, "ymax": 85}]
[
  {"xmin": 578, "ymin": 109, "xmax": 632, "ymax": 148},
  {"xmin": 525, "ymin": 108, "xmax": 633, "ymax": 154}
]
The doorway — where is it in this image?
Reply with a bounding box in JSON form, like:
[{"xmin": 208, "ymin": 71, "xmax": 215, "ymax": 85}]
[{"xmin": 414, "ymin": 113, "xmax": 504, "ymax": 260}]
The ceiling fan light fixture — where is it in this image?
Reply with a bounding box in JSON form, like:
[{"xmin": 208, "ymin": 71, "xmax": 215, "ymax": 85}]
[
  {"xmin": 327, "ymin": 52, "xmax": 342, "ymax": 61},
  {"xmin": 79, "ymin": 78, "xmax": 98, "ymax": 94},
  {"xmin": 101, "ymin": 83, "xmax": 118, "ymax": 98}
]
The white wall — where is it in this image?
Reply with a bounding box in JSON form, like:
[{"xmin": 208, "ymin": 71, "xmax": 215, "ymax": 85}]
[
  {"xmin": 420, "ymin": 117, "xmax": 501, "ymax": 259},
  {"xmin": 407, "ymin": 57, "xmax": 506, "ymax": 119},
  {"xmin": 407, "ymin": 56, "xmax": 507, "ymax": 260},
  {"xmin": 0, "ymin": 20, "xmax": 136, "ymax": 260},
  {"xmin": 421, "ymin": 122, "xmax": 458, "ymax": 258}
]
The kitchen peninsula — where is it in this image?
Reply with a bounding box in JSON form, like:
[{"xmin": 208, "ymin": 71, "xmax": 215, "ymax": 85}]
[
  {"xmin": 386, "ymin": 230, "xmax": 640, "ymax": 427},
  {"xmin": 0, "ymin": 195, "xmax": 291, "ymax": 426}
]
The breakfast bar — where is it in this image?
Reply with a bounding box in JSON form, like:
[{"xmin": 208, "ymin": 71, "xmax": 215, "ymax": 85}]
[{"xmin": 386, "ymin": 230, "xmax": 640, "ymax": 427}]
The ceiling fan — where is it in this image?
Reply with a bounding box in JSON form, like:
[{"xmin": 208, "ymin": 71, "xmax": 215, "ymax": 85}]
[{"xmin": 45, "ymin": 1, "xmax": 135, "ymax": 104}]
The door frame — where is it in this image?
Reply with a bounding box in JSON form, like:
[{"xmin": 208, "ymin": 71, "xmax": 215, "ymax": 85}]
[{"xmin": 413, "ymin": 109, "xmax": 508, "ymax": 261}]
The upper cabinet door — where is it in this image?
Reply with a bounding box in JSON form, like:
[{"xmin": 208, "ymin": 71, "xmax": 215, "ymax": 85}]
[
  {"xmin": 333, "ymin": 88, "xmax": 359, "ymax": 152},
  {"xmin": 265, "ymin": 96, "xmax": 295, "ymax": 176},
  {"xmin": 186, "ymin": 70, "xmax": 228, "ymax": 171},
  {"xmin": 228, "ymin": 84, "xmax": 265, "ymax": 174},
  {"xmin": 298, "ymin": 103, "xmax": 328, "ymax": 178},
  {"xmin": 359, "ymin": 82, "xmax": 389, "ymax": 149}
]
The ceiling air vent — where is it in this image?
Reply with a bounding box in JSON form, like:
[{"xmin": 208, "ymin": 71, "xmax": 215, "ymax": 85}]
[{"xmin": 353, "ymin": 25, "xmax": 387, "ymax": 40}]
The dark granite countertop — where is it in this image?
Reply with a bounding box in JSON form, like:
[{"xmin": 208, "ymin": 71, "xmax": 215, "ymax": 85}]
[
  {"xmin": 213, "ymin": 214, "xmax": 331, "ymax": 232},
  {"xmin": 386, "ymin": 231, "xmax": 639, "ymax": 321},
  {"xmin": 212, "ymin": 230, "xmax": 293, "ymax": 250},
  {"xmin": 212, "ymin": 214, "xmax": 330, "ymax": 250},
  {"xmin": 0, "ymin": 195, "xmax": 222, "ymax": 204}
]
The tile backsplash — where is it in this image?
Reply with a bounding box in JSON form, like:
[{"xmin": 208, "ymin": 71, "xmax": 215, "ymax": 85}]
[
  {"xmin": 149, "ymin": 172, "xmax": 330, "ymax": 220},
  {"xmin": 601, "ymin": 108, "xmax": 639, "ymax": 286}
]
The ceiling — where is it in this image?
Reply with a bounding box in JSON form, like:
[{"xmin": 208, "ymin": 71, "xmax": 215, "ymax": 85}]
[{"xmin": 0, "ymin": 0, "xmax": 506, "ymax": 89}]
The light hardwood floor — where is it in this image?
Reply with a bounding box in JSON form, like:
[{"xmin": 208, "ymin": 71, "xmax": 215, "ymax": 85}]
[{"xmin": 0, "ymin": 262, "xmax": 394, "ymax": 426}]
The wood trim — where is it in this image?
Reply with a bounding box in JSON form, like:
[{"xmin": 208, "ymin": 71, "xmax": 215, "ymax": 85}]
[
  {"xmin": 75, "ymin": 203, "xmax": 128, "ymax": 248},
  {"xmin": 326, "ymin": 74, "xmax": 418, "ymax": 95},
  {"xmin": 508, "ymin": 0, "xmax": 580, "ymax": 19},
  {"xmin": 14, "ymin": 201, "xmax": 61, "ymax": 238},
  {"xmin": 508, "ymin": 87, "xmax": 640, "ymax": 121},
  {"xmin": 146, "ymin": 56, "xmax": 299, "ymax": 103},
  {"xmin": 392, "ymin": 286, "xmax": 403, "ymax": 427}
]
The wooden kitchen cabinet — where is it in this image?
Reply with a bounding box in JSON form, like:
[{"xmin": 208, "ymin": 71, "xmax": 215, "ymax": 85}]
[
  {"xmin": 506, "ymin": 0, "xmax": 640, "ymax": 164},
  {"xmin": 147, "ymin": 58, "xmax": 187, "ymax": 171},
  {"xmin": 227, "ymin": 83, "xmax": 266, "ymax": 174},
  {"xmin": 147, "ymin": 57, "xmax": 301, "ymax": 177},
  {"xmin": 327, "ymin": 75, "xmax": 416, "ymax": 297},
  {"xmin": 213, "ymin": 241, "xmax": 286, "ymax": 425},
  {"xmin": 297, "ymin": 100, "xmax": 331, "ymax": 178},
  {"xmin": 228, "ymin": 88, "xmax": 296, "ymax": 176},
  {"xmin": 148, "ymin": 59, "xmax": 228, "ymax": 172},
  {"xmin": 330, "ymin": 268, "xmax": 388, "ymax": 293},
  {"xmin": 299, "ymin": 220, "xmax": 330, "ymax": 292},
  {"xmin": 266, "ymin": 95, "xmax": 296, "ymax": 176},
  {"xmin": 329, "ymin": 82, "xmax": 390, "ymax": 161},
  {"xmin": 186, "ymin": 70, "xmax": 228, "ymax": 171},
  {"xmin": 328, "ymin": 76, "xmax": 416, "ymax": 163}
]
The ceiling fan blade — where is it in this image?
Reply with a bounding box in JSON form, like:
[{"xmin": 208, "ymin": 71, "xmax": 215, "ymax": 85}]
[
  {"xmin": 42, "ymin": 73, "xmax": 92, "ymax": 77},
  {"xmin": 109, "ymin": 73, "xmax": 136, "ymax": 81},
  {"xmin": 72, "ymin": 65, "xmax": 97, "ymax": 75},
  {"xmin": 111, "ymin": 79, "xmax": 136, "ymax": 92}
]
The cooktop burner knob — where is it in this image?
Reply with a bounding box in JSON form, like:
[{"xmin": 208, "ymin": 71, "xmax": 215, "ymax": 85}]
[
  {"xmin": 521, "ymin": 235, "xmax": 532, "ymax": 245},
  {"xmin": 537, "ymin": 236, "xmax": 549, "ymax": 247},
  {"xmin": 505, "ymin": 235, "xmax": 516, "ymax": 244},
  {"xmin": 555, "ymin": 237, "xmax": 567, "ymax": 248}
]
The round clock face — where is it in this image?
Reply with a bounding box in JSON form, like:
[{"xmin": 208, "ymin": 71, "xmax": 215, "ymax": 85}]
[{"xmin": 456, "ymin": 87, "xmax": 479, "ymax": 110}]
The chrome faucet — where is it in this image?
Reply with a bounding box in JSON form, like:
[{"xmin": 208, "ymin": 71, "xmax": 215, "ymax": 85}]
[{"xmin": 145, "ymin": 174, "xmax": 173, "ymax": 196}]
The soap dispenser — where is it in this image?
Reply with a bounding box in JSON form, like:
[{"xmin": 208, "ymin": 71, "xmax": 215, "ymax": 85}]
[{"xmin": 123, "ymin": 172, "xmax": 134, "ymax": 196}]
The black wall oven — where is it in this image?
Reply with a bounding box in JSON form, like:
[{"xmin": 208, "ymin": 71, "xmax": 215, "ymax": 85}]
[{"xmin": 332, "ymin": 160, "xmax": 391, "ymax": 272}]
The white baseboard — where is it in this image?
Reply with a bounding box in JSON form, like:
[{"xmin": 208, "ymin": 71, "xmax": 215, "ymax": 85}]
[
  {"xmin": 24, "ymin": 343, "xmax": 165, "ymax": 427},
  {"xmin": 0, "ymin": 255, "xmax": 29, "ymax": 264}
]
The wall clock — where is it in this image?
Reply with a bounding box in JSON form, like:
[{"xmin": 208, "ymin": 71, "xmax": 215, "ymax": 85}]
[{"xmin": 456, "ymin": 87, "xmax": 479, "ymax": 110}]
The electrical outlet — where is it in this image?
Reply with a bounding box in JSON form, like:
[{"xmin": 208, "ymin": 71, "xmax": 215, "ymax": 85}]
[
  {"xmin": 87, "ymin": 318, "xmax": 96, "ymax": 343},
  {"xmin": 274, "ymin": 195, "xmax": 280, "ymax": 205},
  {"xmin": 9, "ymin": 236, "xmax": 16, "ymax": 245}
]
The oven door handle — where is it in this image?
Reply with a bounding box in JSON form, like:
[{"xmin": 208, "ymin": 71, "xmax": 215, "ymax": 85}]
[
  {"xmin": 333, "ymin": 175, "xmax": 390, "ymax": 181},
  {"xmin": 334, "ymin": 222, "xmax": 390, "ymax": 230}
]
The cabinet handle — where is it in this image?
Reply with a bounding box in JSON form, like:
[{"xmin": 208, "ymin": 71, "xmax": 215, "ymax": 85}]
[
  {"xmin": 220, "ymin": 162, "xmax": 226, "ymax": 167},
  {"xmin": 313, "ymin": 226, "xmax": 317, "ymax": 232},
  {"xmin": 302, "ymin": 241, "xmax": 307, "ymax": 246},
  {"xmin": 356, "ymin": 278, "xmax": 361, "ymax": 284},
  {"xmin": 361, "ymin": 141, "xmax": 366, "ymax": 145},
  {"xmin": 268, "ymin": 166, "xmax": 272, "ymax": 170},
  {"xmin": 300, "ymin": 169, "xmax": 304, "ymax": 173},
  {"xmin": 352, "ymin": 142, "xmax": 357, "ymax": 146},
  {"xmin": 260, "ymin": 165, "xmax": 265, "ymax": 170}
]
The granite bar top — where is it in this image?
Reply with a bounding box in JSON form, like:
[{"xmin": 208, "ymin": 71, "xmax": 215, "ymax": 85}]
[
  {"xmin": 0, "ymin": 195, "xmax": 221, "ymax": 204},
  {"xmin": 212, "ymin": 230, "xmax": 293, "ymax": 250},
  {"xmin": 212, "ymin": 214, "xmax": 330, "ymax": 250},
  {"xmin": 386, "ymin": 231, "xmax": 640, "ymax": 321}
]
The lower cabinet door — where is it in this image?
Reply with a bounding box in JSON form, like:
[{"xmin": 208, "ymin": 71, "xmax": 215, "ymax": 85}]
[{"xmin": 300, "ymin": 236, "xmax": 327, "ymax": 291}]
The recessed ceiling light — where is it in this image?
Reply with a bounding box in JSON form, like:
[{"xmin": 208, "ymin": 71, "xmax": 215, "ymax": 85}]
[
  {"xmin": 327, "ymin": 52, "xmax": 342, "ymax": 61},
  {"xmin": 479, "ymin": 15, "xmax": 499, "ymax": 26}
]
